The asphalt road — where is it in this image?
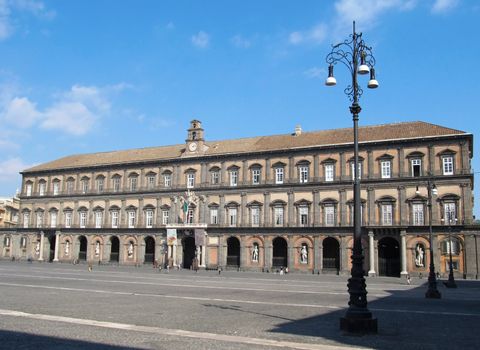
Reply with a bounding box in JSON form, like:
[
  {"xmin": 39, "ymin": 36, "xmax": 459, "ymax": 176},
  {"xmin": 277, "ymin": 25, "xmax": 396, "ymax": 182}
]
[{"xmin": 0, "ymin": 261, "xmax": 478, "ymax": 350}]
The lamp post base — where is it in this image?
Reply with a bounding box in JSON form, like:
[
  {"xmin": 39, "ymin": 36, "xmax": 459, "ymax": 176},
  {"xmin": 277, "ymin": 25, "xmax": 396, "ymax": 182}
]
[
  {"xmin": 340, "ymin": 314, "xmax": 378, "ymax": 334},
  {"xmin": 444, "ymin": 277, "xmax": 457, "ymax": 288},
  {"xmin": 425, "ymin": 289, "xmax": 442, "ymax": 299}
]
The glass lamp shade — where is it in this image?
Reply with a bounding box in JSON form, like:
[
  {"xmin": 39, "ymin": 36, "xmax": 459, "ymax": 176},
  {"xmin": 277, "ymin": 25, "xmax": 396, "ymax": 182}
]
[
  {"xmin": 325, "ymin": 76, "xmax": 337, "ymax": 86},
  {"xmin": 358, "ymin": 64, "xmax": 370, "ymax": 75},
  {"xmin": 367, "ymin": 67, "xmax": 379, "ymax": 88}
]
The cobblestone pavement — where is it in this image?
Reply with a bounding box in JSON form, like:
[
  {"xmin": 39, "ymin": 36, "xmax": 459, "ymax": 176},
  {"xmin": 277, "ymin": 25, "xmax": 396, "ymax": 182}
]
[{"xmin": 0, "ymin": 261, "xmax": 478, "ymax": 349}]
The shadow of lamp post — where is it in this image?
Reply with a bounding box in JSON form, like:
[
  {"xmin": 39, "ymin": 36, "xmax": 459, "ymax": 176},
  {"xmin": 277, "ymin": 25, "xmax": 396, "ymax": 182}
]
[
  {"xmin": 325, "ymin": 21, "xmax": 378, "ymax": 334},
  {"xmin": 443, "ymin": 215, "xmax": 458, "ymax": 288}
]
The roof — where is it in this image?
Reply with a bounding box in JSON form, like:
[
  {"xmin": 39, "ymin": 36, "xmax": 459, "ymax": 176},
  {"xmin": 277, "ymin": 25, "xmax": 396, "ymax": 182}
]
[{"xmin": 23, "ymin": 121, "xmax": 468, "ymax": 173}]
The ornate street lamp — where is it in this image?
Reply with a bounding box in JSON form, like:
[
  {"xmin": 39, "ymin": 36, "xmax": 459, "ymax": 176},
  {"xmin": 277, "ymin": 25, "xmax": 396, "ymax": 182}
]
[
  {"xmin": 444, "ymin": 216, "xmax": 458, "ymax": 288},
  {"xmin": 325, "ymin": 21, "xmax": 378, "ymax": 334},
  {"xmin": 423, "ymin": 178, "xmax": 442, "ymax": 298}
]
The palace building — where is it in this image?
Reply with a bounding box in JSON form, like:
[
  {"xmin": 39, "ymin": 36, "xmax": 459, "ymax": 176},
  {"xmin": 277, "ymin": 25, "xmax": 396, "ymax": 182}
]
[{"xmin": 1, "ymin": 120, "xmax": 479, "ymax": 278}]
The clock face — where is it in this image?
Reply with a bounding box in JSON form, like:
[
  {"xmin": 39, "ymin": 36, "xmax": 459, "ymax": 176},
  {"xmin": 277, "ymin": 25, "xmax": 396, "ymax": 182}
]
[{"xmin": 189, "ymin": 142, "xmax": 197, "ymax": 151}]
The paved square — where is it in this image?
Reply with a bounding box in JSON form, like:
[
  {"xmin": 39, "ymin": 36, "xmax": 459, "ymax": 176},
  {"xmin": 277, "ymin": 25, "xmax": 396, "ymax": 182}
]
[{"xmin": 0, "ymin": 262, "xmax": 478, "ymax": 349}]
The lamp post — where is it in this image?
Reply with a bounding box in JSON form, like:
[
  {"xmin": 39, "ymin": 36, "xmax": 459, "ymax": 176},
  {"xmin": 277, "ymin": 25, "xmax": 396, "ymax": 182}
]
[
  {"xmin": 444, "ymin": 215, "xmax": 458, "ymax": 288},
  {"xmin": 424, "ymin": 178, "xmax": 442, "ymax": 298},
  {"xmin": 326, "ymin": 21, "xmax": 378, "ymax": 334}
]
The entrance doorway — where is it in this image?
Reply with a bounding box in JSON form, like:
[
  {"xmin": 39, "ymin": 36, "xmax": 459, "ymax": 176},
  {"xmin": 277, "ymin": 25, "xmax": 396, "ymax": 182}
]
[
  {"xmin": 226, "ymin": 236, "xmax": 240, "ymax": 267},
  {"xmin": 78, "ymin": 236, "xmax": 87, "ymax": 261},
  {"xmin": 144, "ymin": 236, "xmax": 155, "ymax": 264},
  {"xmin": 272, "ymin": 237, "xmax": 288, "ymax": 268},
  {"xmin": 110, "ymin": 236, "xmax": 120, "ymax": 262},
  {"xmin": 182, "ymin": 236, "xmax": 196, "ymax": 269},
  {"xmin": 323, "ymin": 237, "xmax": 340, "ymax": 271},
  {"xmin": 48, "ymin": 235, "xmax": 56, "ymax": 262},
  {"xmin": 378, "ymin": 237, "xmax": 400, "ymax": 277}
]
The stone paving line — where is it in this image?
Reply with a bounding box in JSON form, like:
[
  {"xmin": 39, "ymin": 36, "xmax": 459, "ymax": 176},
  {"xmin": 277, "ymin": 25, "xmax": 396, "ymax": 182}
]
[{"xmin": 0, "ymin": 309, "xmax": 370, "ymax": 350}]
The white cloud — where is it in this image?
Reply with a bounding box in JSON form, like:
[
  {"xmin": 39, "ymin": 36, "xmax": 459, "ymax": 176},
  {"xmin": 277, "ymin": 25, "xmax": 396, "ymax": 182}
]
[
  {"xmin": 3, "ymin": 97, "xmax": 40, "ymax": 127},
  {"xmin": 191, "ymin": 31, "xmax": 210, "ymax": 48},
  {"xmin": 288, "ymin": 23, "xmax": 327, "ymax": 45},
  {"xmin": 0, "ymin": 157, "xmax": 33, "ymax": 181},
  {"xmin": 304, "ymin": 67, "xmax": 326, "ymax": 79},
  {"xmin": 41, "ymin": 101, "xmax": 96, "ymax": 135},
  {"xmin": 431, "ymin": 0, "xmax": 458, "ymax": 13},
  {"xmin": 231, "ymin": 34, "xmax": 251, "ymax": 48},
  {"xmin": 0, "ymin": 0, "xmax": 55, "ymax": 40}
]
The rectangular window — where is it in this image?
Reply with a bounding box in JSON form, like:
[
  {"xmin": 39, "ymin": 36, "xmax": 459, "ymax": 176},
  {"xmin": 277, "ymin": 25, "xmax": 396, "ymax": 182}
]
[
  {"xmin": 113, "ymin": 177, "xmax": 121, "ymax": 192},
  {"xmin": 66, "ymin": 181, "xmax": 74, "ymax": 194},
  {"xmin": 147, "ymin": 176, "xmax": 156, "ymax": 189},
  {"xmin": 26, "ymin": 183, "xmax": 32, "ymax": 196},
  {"xmin": 325, "ymin": 206, "xmax": 335, "ymax": 226},
  {"xmin": 412, "ymin": 204, "xmax": 424, "ymax": 225},
  {"xmin": 444, "ymin": 202, "xmax": 456, "ymax": 223},
  {"xmin": 187, "ymin": 173, "xmax": 195, "ymax": 188},
  {"xmin": 381, "ymin": 204, "xmax": 393, "ymax": 225},
  {"xmin": 351, "ymin": 162, "xmax": 362, "ymax": 180},
  {"xmin": 442, "ymin": 156, "xmax": 454, "ymax": 175},
  {"xmin": 445, "ymin": 260, "xmax": 459, "ymax": 271},
  {"xmin": 299, "ymin": 166, "xmax": 309, "ymax": 183},
  {"xmin": 187, "ymin": 209, "xmax": 194, "ymax": 224},
  {"xmin": 130, "ymin": 177, "xmax": 137, "ymax": 191},
  {"xmin": 53, "ymin": 182, "xmax": 60, "ymax": 196},
  {"xmin": 95, "ymin": 211, "xmax": 103, "ymax": 228},
  {"xmin": 111, "ymin": 211, "xmax": 119, "ymax": 228},
  {"xmin": 50, "ymin": 212, "xmax": 57, "ymax": 228},
  {"xmin": 412, "ymin": 158, "xmax": 422, "ymax": 177},
  {"xmin": 39, "ymin": 182, "xmax": 46, "ymax": 196},
  {"xmin": 23, "ymin": 213, "xmax": 29, "ymax": 228},
  {"xmin": 274, "ymin": 207, "xmax": 284, "ymax": 226},
  {"xmin": 82, "ymin": 180, "xmax": 89, "ymax": 194},
  {"xmin": 65, "ymin": 212, "xmax": 72, "ymax": 228},
  {"xmin": 36, "ymin": 212, "xmax": 43, "ymax": 228},
  {"xmin": 211, "ymin": 171, "xmax": 219, "ymax": 184},
  {"xmin": 325, "ymin": 164, "xmax": 334, "ymax": 182},
  {"xmin": 299, "ymin": 206, "xmax": 308, "ymax": 226},
  {"xmin": 210, "ymin": 208, "xmax": 218, "ymax": 224},
  {"xmin": 79, "ymin": 212, "xmax": 87, "ymax": 228},
  {"xmin": 381, "ymin": 161, "xmax": 391, "ymax": 179},
  {"xmin": 162, "ymin": 210, "xmax": 169, "ymax": 225},
  {"xmin": 275, "ymin": 168, "xmax": 284, "ymax": 184},
  {"xmin": 96, "ymin": 178, "xmax": 104, "ymax": 192},
  {"xmin": 128, "ymin": 211, "xmax": 136, "ymax": 228},
  {"xmin": 229, "ymin": 208, "xmax": 237, "ymax": 226},
  {"xmin": 164, "ymin": 174, "xmax": 172, "ymax": 187},
  {"xmin": 252, "ymin": 169, "xmax": 261, "ymax": 185},
  {"xmin": 251, "ymin": 207, "xmax": 260, "ymax": 226},
  {"xmin": 230, "ymin": 170, "xmax": 238, "ymax": 187},
  {"xmin": 146, "ymin": 210, "xmax": 154, "ymax": 228}
]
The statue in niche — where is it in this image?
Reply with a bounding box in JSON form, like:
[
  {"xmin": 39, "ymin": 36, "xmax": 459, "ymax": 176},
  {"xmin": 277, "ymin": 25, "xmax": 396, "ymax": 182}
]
[
  {"xmin": 35, "ymin": 242, "xmax": 40, "ymax": 256},
  {"xmin": 252, "ymin": 243, "xmax": 259, "ymax": 262},
  {"xmin": 128, "ymin": 242, "xmax": 134, "ymax": 258},
  {"xmin": 300, "ymin": 244, "xmax": 308, "ymax": 264},
  {"xmin": 95, "ymin": 241, "xmax": 100, "ymax": 257},
  {"xmin": 4, "ymin": 236, "xmax": 10, "ymax": 247},
  {"xmin": 415, "ymin": 243, "xmax": 424, "ymax": 267},
  {"xmin": 64, "ymin": 241, "xmax": 70, "ymax": 255}
]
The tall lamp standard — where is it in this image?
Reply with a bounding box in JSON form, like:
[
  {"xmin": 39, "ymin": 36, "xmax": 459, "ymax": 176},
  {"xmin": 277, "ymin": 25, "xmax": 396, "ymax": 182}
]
[
  {"xmin": 421, "ymin": 177, "xmax": 442, "ymax": 298},
  {"xmin": 444, "ymin": 215, "xmax": 458, "ymax": 288},
  {"xmin": 325, "ymin": 21, "xmax": 378, "ymax": 334}
]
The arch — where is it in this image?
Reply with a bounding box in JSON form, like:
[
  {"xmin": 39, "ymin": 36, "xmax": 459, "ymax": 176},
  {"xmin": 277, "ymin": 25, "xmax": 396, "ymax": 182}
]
[
  {"xmin": 248, "ymin": 163, "xmax": 262, "ymax": 169},
  {"xmin": 436, "ymin": 148, "xmax": 456, "ymax": 156},
  {"xmin": 226, "ymin": 236, "xmax": 240, "ymax": 267},
  {"xmin": 182, "ymin": 236, "xmax": 196, "ymax": 269},
  {"xmin": 110, "ymin": 236, "xmax": 120, "ymax": 262},
  {"xmin": 78, "ymin": 236, "xmax": 87, "ymax": 261},
  {"xmin": 272, "ymin": 237, "xmax": 288, "ymax": 268},
  {"xmin": 378, "ymin": 237, "xmax": 400, "ymax": 277},
  {"xmin": 375, "ymin": 153, "xmax": 394, "ymax": 161},
  {"xmin": 48, "ymin": 235, "xmax": 56, "ymax": 262},
  {"xmin": 322, "ymin": 237, "xmax": 340, "ymax": 271},
  {"xmin": 295, "ymin": 159, "xmax": 311, "ymax": 166},
  {"xmin": 406, "ymin": 151, "xmax": 425, "ymax": 158},
  {"xmin": 144, "ymin": 236, "xmax": 155, "ymax": 264}
]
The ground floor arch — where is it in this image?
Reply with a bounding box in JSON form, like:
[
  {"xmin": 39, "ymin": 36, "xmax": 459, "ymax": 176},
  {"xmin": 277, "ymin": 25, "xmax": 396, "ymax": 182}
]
[
  {"xmin": 144, "ymin": 236, "xmax": 155, "ymax": 264},
  {"xmin": 48, "ymin": 234, "xmax": 56, "ymax": 262},
  {"xmin": 226, "ymin": 236, "xmax": 240, "ymax": 267},
  {"xmin": 182, "ymin": 236, "xmax": 196, "ymax": 269},
  {"xmin": 110, "ymin": 236, "xmax": 120, "ymax": 262},
  {"xmin": 272, "ymin": 237, "xmax": 288, "ymax": 268},
  {"xmin": 378, "ymin": 237, "xmax": 400, "ymax": 277},
  {"xmin": 323, "ymin": 237, "xmax": 340, "ymax": 271},
  {"xmin": 78, "ymin": 236, "xmax": 87, "ymax": 261}
]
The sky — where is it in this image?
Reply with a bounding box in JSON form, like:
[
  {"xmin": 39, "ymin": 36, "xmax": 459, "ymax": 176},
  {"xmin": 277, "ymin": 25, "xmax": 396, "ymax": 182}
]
[{"xmin": 0, "ymin": 0, "xmax": 478, "ymax": 217}]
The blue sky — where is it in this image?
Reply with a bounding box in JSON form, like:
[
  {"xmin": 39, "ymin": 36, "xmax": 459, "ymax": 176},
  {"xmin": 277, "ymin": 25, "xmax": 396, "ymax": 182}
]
[{"xmin": 0, "ymin": 0, "xmax": 478, "ymax": 217}]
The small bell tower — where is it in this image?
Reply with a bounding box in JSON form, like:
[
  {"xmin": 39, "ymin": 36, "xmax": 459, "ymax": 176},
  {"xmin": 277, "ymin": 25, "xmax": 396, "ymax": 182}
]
[{"xmin": 185, "ymin": 119, "xmax": 205, "ymax": 154}]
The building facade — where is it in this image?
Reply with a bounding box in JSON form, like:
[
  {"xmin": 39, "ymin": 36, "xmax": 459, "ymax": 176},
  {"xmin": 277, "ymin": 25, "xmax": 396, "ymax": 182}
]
[{"xmin": 2, "ymin": 120, "xmax": 479, "ymax": 278}]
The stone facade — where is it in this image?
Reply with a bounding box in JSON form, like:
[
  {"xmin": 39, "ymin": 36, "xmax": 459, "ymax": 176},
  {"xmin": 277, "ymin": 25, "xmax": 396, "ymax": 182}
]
[{"xmin": 2, "ymin": 120, "xmax": 479, "ymax": 278}]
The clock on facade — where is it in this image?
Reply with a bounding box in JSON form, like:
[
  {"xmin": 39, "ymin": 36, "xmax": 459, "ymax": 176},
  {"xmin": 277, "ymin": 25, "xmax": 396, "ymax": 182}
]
[{"xmin": 188, "ymin": 142, "xmax": 197, "ymax": 152}]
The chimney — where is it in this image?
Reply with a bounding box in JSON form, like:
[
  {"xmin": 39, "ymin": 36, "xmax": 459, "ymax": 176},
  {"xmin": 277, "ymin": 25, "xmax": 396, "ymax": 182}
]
[{"xmin": 294, "ymin": 125, "xmax": 302, "ymax": 136}]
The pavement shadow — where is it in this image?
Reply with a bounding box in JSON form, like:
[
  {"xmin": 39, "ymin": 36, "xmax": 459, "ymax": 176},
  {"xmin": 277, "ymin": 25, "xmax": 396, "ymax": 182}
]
[
  {"xmin": 0, "ymin": 330, "xmax": 140, "ymax": 350},
  {"xmin": 269, "ymin": 280, "xmax": 480, "ymax": 350}
]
